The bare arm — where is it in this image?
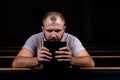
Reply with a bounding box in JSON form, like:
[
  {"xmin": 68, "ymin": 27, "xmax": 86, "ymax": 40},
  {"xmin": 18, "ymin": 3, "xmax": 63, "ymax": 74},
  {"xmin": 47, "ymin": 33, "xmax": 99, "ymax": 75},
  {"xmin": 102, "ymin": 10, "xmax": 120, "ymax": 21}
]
[
  {"xmin": 12, "ymin": 47, "xmax": 52, "ymax": 68},
  {"xmin": 12, "ymin": 48, "xmax": 39, "ymax": 68},
  {"xmin": 70, "ymin": 50, "xmax": 95, "ymax": 67},
  {"xmin": 55, "ymin": 47, "xmax": 95, "ymax": 67}
]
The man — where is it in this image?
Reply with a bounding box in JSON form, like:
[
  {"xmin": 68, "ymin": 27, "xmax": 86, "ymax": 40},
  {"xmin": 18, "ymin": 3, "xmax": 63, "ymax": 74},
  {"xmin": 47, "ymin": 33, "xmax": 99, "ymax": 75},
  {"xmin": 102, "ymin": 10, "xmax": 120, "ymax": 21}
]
[{"xmin": 12, "ymin": 11, "xmax": 95, "ymax": 68}]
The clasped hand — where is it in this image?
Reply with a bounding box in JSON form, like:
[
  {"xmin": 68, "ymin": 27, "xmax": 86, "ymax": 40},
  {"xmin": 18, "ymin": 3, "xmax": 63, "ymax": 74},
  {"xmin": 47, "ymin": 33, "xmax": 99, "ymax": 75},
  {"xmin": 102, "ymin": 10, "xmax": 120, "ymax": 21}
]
[{"xmin": 37, "ymin": 47, "xmax": 72, "ymax": 62}]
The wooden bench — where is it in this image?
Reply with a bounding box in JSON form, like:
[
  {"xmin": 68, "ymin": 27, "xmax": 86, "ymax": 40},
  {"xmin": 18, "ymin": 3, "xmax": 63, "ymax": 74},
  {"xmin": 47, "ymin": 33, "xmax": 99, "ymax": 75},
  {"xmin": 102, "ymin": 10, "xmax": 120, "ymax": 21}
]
[
  {"xmin": 0, "ymin": 44, "xmax": 120, "ymax": 67},
  {"xmin": 0, "ymin": 67, "xmax": 120, "ymax": 80}
]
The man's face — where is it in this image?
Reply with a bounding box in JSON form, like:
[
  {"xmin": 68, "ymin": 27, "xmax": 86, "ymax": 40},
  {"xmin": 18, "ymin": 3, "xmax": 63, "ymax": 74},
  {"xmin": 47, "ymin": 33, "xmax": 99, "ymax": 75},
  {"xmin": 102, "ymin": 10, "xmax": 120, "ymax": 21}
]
[{"xmin": 42, "ymin": 15, "xmax": 66, "ymax": 42}]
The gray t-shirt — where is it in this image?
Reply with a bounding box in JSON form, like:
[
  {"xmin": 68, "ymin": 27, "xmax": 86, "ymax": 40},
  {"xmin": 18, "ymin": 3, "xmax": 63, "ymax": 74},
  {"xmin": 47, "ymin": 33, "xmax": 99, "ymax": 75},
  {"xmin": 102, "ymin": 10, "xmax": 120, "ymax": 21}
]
[{"xmin": 23, "ymin": 32, "xmax": 85, "ymax": 56}]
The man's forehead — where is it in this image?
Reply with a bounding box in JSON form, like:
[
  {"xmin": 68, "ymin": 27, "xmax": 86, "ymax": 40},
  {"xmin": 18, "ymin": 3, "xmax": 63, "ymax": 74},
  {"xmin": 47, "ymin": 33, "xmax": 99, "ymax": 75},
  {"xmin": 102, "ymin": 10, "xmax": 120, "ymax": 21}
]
[{"xmin": 44, "ymin": 15, "xmax": 64, "ymax": 25}]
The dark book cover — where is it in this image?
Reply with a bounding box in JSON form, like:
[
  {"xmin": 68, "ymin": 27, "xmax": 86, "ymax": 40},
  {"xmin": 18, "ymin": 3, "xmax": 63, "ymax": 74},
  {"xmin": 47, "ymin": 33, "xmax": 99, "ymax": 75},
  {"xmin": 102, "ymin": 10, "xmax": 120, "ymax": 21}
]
[{"xmin": 43, "ymin": 41, "xmax": 70, "ymax": 69}]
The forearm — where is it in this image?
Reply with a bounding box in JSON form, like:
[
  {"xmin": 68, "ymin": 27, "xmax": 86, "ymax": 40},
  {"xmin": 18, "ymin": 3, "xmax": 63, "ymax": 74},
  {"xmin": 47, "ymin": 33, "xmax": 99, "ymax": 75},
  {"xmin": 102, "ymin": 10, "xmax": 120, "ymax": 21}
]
[
  {"xmin": 70, "ymin": 56, "xmax": 95, "ymax": 67},
  {"xmin": 12, "ymin": 56, "xmax": 39, "ymax": 68}
]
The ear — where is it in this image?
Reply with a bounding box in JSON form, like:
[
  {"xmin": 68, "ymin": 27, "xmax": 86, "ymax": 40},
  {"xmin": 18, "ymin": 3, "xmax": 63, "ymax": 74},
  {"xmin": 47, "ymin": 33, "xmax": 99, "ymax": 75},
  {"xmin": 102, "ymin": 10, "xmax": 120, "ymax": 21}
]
[
  {"xmin": 41, "ymin": 26, "xmax": 44, "ymax": 31},
  {"xmin": 63, "ymin": 25, "xmax": 66, "ymax": 31}
]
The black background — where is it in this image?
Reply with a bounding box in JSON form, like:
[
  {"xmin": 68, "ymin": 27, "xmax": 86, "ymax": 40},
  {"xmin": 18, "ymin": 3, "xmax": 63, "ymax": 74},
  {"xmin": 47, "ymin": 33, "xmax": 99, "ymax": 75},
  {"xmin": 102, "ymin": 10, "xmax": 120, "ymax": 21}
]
[{"xmin": 1, "ymin": 0, "xmax": 120, "ymax": 45}]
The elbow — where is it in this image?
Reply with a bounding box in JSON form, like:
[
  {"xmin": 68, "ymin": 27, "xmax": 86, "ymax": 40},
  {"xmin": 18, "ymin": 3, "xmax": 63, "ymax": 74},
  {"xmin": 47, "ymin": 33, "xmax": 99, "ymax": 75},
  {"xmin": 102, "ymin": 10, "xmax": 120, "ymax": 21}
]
[
  {"xmin": 12, "ymin": 58, "xmax": 21, "ymax": 68},
  {"xmin": 90, "ymin": 61, "xmax": 95, "ymax": 67},
  {"xmin": 86, "ymin": 56, "xmax": 95, "ymax": 67},
  {"xmin": 84, "ymin": 57, "xmax": 95, "ymax": 67},
  {"xmin": 12, "ymin": 60, "xmax": 18, "ymax": 68},
  {"xmin": 12, "ymin": 62, "xmax": 16, "ymax": 68},
  {"xmin": 12, "ymin": 56, "xmax": 25, "ymax": 68},
  {"xmin": 12, "ymin": 61, "xmax": 24, "ymax": 68},
  {"xmin": 89, "ymin": 59, "xmax": 95, "ymax": 67}
]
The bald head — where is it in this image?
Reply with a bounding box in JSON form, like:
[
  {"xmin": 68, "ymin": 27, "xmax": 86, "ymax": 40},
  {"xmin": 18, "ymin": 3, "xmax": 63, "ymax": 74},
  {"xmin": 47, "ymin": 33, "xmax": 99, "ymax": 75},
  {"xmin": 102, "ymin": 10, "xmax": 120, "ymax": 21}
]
[
  {"xmin": 42, "ymin": 12, "xmax": 66, "ymax": 42},
  {"xmin": 42, "ymin": 12, "xmax": 65, "ymax": 26}
]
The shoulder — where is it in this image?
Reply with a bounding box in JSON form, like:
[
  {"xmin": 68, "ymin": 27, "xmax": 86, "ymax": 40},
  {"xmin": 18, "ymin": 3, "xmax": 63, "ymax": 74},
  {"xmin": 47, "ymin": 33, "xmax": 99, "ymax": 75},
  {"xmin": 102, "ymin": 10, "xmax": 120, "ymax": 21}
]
[
  {"xmin": 28, "ymin": 32, "xmax": 44, "ymax": 39},
  {"xmin": 31, "ymin": 32, "xmax": 43, "ymax": 37},
  {"xmin": 63, "ymin": 32, "xmax": 78, "ymax": 41}
]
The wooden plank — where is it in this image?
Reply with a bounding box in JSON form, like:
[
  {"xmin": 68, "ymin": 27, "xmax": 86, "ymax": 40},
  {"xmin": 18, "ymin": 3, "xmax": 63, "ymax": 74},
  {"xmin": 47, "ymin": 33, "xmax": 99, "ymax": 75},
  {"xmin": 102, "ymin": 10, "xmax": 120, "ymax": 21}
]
[
  {"xmin": 80, "ymin": 67, "xmax": 120, "ymax": 70},
  {"xmin": 92, "ymin": 56, "xmax": 120, "ymax": 58},
  {"xmin": 0, "ymin": 68, "xmax": 31, "ymax": 70},
  {"xmin": 0, "ymin": 50, "xmax": 120, "ymax": 53},
  {"xmin": 0, "ymin": 67, "xmax": 120, "ymax": 70},
  {"xmin": 1, "ymin": 56, "xmax": 120, "ymax": 58},
  {"xmin": 0, "ymin": 56, "xmax": 16, "ymax": 58},
  {"xmin": 0, "ymin": 50, "xmax": 19, "ymax": 52},
  {"xmin": 88, "ymin": 50, "xmax": 120, "ymax": 53}
]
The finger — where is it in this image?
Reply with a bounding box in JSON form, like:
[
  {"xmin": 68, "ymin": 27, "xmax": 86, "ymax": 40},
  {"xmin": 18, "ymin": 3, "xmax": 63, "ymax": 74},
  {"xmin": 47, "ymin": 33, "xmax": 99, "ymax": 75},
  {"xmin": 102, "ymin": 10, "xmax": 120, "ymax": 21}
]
[
  {"xmin": 38, "ymin": 47, "xmax": 52, "ymax": 56},
  {"xmin": 59, "ymin": 47, "xmax": 71, "ymax": 52},
  {"xmin": 55, "ymin": 51, "xmax": 65, "ymax": 55},
  {"xmin": 57, "ymin": 58, "xmax": 71, "ymax": 62},
  {"xmin": 38, "ymin": 57, "xmax": 51, "ymax": 62},
  {"xmin": 37, "ymin": 50, "xmax": 52, "ymax": 61},
  {"xmin": 38, "ymin": 53, "xmax": 52, "ymax": 61},
  {"xmin": 40, "ymin": 50, "xmax": 52, "ymax": 56},
  {"xmin": 55, "ymin": 54, "xmax": 71, "ymax": 59},
  {"xmin": 59, "ymin": 47, "xmax": 68, "ymax": 51},
  {"xmin": 55, "ymin": 51, "xmax": 71, "ymax": 55},
  {"xmin": 40, "ymin": 53, "xmax": 52, "ymax": 59},
  {"xmin": 40, "ymin": 47, "xmax": 49, "ymax": 51}
]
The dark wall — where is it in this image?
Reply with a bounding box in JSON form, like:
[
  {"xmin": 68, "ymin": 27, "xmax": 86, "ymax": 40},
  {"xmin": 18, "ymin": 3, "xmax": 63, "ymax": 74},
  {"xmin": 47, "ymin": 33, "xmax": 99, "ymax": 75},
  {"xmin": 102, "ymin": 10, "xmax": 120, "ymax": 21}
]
[
  {"xmin": 1, "ymin": 0, "xmax": 120, "ymax": 45},
  {"xmin": 92, "ymin": 0, "xmax": 120, "ymax": 44}
]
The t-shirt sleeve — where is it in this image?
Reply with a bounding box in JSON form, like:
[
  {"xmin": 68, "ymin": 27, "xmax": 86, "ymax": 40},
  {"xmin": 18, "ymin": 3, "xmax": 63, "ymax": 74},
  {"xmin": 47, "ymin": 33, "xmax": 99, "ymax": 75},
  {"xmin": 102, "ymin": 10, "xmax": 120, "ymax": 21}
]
[
  {"xmin": 70, "ymin": 37, "xmax": 85, "ymax": 56},
  {"xmin": 22, "ymin": 36, "xmax": 37, "ymax": 55}
]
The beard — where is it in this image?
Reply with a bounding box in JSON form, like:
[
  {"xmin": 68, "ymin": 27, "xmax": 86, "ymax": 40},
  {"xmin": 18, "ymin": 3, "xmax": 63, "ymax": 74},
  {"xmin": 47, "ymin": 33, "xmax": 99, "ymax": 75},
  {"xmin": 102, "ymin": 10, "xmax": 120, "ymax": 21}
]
[
  {"xmin": 47, "ymin": 36, "xmax": 61, "ymax": 42},
  {"xmin": 44, "ymin": 33, "xmax": 62, "ymax": 42},
  {"xmin": 48, "ymin": 38, "xmax": 60, "ymax": 42}
]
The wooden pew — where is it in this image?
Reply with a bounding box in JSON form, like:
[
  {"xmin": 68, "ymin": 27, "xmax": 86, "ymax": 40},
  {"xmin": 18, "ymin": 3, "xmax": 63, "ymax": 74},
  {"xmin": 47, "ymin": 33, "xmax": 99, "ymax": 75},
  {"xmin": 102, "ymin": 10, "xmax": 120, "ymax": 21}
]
[
  {"xmin": 0, "ymin": 67, "xmax": 120, "ymax": 80},
  {"xmin": 0, "ymin": 44, "xmax": 120, "ymax": 80},
  {"xmin": 0, "ymin": 44, "xmax": 120, "ymax": 67}
]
